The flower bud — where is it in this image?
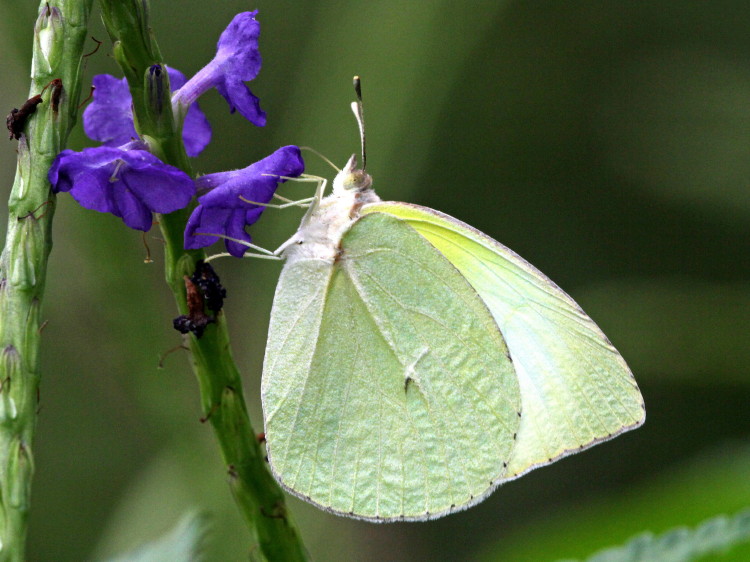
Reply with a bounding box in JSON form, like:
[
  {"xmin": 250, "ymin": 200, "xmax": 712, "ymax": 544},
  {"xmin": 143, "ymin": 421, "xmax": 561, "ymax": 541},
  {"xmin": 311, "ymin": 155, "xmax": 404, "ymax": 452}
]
[
  {"xmin": 0, "ymin": 347, "xmax": 20, "ymax": 425},
  {"xmin": 144, "ymin": 64, "xmax": 177, "ymax": 139},
  {"xmin": 11, "ymin": 136, "xmax": 32, "ymax": 202},
  {"xmin": 99, "ymin": 0, "xmax": 153, "ymax": 56},
  {"xmin": 8, "ymin": 220, "xmax": 44, "ymax": 289},
  {"xmin": 33, "ymin": 5, "xmax": 64, "ymax": 75},
  {"xmin": 7, "ymin": 439, "xmax": 31, "ymax": 508}
]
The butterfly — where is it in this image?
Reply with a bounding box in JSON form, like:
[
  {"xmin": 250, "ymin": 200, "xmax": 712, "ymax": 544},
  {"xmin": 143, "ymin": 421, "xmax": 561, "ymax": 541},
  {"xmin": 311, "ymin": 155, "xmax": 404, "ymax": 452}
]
[{"xmin": 260, "ymin": 78, "xmax": 644, "ymax": 522}]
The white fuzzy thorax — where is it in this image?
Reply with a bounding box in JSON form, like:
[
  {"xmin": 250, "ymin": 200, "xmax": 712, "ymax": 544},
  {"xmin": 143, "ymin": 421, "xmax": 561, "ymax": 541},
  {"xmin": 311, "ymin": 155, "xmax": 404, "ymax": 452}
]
[{"xmin": 280, "ymin": 155, "xmax": 379, "ymax": 264}]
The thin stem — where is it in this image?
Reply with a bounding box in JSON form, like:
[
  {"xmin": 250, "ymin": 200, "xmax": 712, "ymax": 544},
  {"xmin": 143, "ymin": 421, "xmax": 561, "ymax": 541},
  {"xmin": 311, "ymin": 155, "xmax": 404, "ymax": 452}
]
[
  {"xmin": 97, "ymin": 2, "xmax": 308, "ymax": 559},
  {"xmin": 0, "ymin": 1, "xmax": 93, "ymax": 560}
]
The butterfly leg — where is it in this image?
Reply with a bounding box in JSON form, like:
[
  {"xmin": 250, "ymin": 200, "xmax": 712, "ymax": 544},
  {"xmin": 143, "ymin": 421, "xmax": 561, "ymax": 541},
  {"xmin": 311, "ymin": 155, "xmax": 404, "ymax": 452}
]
[
  {"xmin": 242, "ymin": 173, "xmax": 323, "ymax": 207},
  {"xmin": 239, "ymin": 194, "xmax": 316, "ymax": 209},
  {"xmin": 198, "ymin": 234, "xmax": 281, "ymax": 263}
]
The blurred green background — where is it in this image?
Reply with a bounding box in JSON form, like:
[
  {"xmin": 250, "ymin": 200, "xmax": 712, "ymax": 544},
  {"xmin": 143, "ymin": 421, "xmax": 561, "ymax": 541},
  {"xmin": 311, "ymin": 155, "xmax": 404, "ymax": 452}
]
[{"xmin": 1, "ymin": 1, "xmax": 750, "ymax": 560}]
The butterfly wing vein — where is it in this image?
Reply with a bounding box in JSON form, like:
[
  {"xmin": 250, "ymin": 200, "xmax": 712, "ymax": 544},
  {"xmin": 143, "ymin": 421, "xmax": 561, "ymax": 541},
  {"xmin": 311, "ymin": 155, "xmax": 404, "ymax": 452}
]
[
  {"xmin": 362, "ymin": 202, "xmax": 645, "ymax": 479},
  {"xmin": 262, "ymin": 212, "xmax": 521, "ymax": 520}
]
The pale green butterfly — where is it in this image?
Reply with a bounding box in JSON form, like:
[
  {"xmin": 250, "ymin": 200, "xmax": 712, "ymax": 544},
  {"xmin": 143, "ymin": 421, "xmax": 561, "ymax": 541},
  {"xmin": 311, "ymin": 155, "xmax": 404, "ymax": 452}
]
[{"xmin": 261, "ymin": 78, "xmax": 645, "ymax": 522}]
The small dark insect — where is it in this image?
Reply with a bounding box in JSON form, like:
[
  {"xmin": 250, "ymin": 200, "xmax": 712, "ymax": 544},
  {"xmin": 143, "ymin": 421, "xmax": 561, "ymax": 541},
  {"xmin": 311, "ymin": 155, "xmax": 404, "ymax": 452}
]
[
  {"xmin": 6, "ymin": 78, "xmax": 63, "ymax": 140},
  {"xmin": 173, "ymin": 275, "xmax": 215, "ymax": 338},
  {"xmin": 7, "ymin": 95, "xmax": 43, "ymax": 140},
  {"xmin": 45, "ymin": 78, "xmax": 63, "ymax": 114},
  {"xmin": 190, "ymin": 260, "xmax": 227, "ymax": 313},
  {"xmin": 172, "ymin": 260, "xmax": 227, "ymax": 338}
]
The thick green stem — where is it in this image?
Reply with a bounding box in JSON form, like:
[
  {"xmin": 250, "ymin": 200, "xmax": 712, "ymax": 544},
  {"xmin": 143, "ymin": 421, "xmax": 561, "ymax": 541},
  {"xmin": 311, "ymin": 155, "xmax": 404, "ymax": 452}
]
[
  {"xmin": 97, "ymin": 2, "xmax": 308, "ymax": 559},
  {"xmin": 0, "ymin": 1, "xmax": 93, "ymax": 560}
]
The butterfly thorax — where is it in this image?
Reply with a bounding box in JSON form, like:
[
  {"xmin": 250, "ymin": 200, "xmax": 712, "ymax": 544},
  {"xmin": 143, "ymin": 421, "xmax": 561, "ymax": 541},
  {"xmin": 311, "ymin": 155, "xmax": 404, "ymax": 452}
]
[{"xmin": 281, "ymin": 155, "xmax": 379, "ymax": 265}]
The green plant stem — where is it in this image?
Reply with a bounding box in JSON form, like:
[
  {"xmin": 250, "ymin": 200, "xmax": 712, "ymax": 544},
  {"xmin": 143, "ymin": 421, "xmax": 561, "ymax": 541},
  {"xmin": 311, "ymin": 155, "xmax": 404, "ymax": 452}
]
[
  {"xmin": 0, "ymin": 1, "xmax": 93, "ymax": 560},
  {"xmin": 97, "ymin": 2, "xmax": 308, "ymax": 559}
]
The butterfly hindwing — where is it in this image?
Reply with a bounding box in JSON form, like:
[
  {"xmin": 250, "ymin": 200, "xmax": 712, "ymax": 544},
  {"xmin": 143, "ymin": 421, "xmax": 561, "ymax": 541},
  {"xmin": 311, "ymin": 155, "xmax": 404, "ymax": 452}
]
[
  {"xmin": 262, "ymin": 211, "xmax": 521, "ymax": 520},
  {"xmin": 364, "ymin": 202, "xmax": 645, "ymax": 480}
]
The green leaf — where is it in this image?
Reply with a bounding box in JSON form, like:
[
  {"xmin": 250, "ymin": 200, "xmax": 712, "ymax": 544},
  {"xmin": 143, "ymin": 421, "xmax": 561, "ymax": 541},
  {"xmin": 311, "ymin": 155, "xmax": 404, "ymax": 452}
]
[
  {"xmin": 479, "ymin": 443, "xmax": 750, "ymax": 561},
  {"xmin": 567, "ymin": 508, "xmax": 750, "ymax": 562},
  {"xmin": 103, "ymin": 512, "xmax": 209, "ymax": 562}
]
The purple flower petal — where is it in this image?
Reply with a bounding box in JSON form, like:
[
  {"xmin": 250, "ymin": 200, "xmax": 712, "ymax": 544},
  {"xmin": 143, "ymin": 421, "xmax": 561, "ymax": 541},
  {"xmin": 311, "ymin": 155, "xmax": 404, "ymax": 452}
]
[
  {"xmin": 184, "ymin": 145, "xmax": 304, "ymax": 256},
  {"xmin": 82, "ymin": 70, "xmax": 211, "ymax": 157},
  {"xmin": 83, "ymin": 75, "xmax": 136, "ymax": 147},
  {"xmin": 172, "ymin": 11, "xmax": 266, "ymax": 127},
  {"xmin": 216, "ymin": 11, "xmax": 262, "ymax": 81},
  {"xmin": 215, "ymin": 76, "xmax": 265, "ymax": 126},
  {"xmin": 196, "ymin": 145, "xmax": 303, "ymax": 207},
  {"xmin": 225, "ymin": 209, "xmax": 255, "ymax": 257},
  {"xmin": 182, "ymin": 99, "xmax": 212, "ymax": 156},
  {"xmin": 168, "ymin": 68, "xmax": 212, "ymax": 157},
  {"xmin": 49, "ymin": 146, "xmax": 196, "ymax": 231},
  {"xmin": 185, "ymin": 206, "xmax": 253, "ymax": 258}
]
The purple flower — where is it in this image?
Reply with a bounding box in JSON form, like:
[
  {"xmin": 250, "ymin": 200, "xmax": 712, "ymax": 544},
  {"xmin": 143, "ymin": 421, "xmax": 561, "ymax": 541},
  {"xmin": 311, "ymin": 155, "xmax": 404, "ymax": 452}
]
[
  {"xmin": 49, "ymin": 145, "xmax": 195, "ymax": 231},
  {"xmin": 172, "ymin": 11, "xmax": 266, "ymax": 127},
  {"xmin": 82, "ymin": 75, "xmax": 136, "ymax": 146},
  {"xmin": 83, "ymin": 68, "xmax": 211, "ymax": 157},
  {"xmin": 184, "ymin": 145, "xmax": 304, "ymax": 257}
]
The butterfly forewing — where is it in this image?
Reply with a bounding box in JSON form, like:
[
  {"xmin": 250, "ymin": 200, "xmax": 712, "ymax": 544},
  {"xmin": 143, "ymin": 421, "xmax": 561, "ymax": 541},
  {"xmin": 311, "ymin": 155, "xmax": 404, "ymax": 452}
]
[
  {"xmin": 262, "ymin": 212, "xmax": 521, "ymax": 520},
  {"xmin": 364, "ymin": 202, "xmax": 645, "ymax": 480}
]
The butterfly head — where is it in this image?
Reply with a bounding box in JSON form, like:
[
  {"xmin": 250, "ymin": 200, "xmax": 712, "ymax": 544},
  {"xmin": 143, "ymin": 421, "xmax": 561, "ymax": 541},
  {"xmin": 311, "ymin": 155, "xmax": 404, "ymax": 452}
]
[{"xmin": 332, "ymin": 154, "xmax": 372, "ymax": 194}]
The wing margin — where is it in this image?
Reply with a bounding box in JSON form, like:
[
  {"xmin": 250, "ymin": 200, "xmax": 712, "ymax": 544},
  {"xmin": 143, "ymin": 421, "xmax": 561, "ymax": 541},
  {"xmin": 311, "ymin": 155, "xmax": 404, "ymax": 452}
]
[
  {"xmin": 364, "ymin": 201, "xmax": 645, "ymax": 480},
  {"xmin": 262, "ymin": 211, "xmax": 522, "ymax": 520}
]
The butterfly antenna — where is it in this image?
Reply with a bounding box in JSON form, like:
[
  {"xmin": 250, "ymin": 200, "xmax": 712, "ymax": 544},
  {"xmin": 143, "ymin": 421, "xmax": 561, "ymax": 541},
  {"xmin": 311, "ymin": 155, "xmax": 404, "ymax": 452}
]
[
  {"xmin": 351, "ymin": 76, "xmax": 366, "ymax": 171},
  {"xmin": 299, "ymin": 146, "xmax": 341, "ymax": 173}
]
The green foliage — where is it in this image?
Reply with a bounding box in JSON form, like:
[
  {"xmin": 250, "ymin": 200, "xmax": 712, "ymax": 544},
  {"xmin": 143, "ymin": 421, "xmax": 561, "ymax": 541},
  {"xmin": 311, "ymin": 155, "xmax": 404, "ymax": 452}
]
[
  {"xmin": 0, "ymin": 1, "xmax": 93, "ymax": 559},
  {"xmin": 481, "ymin": 444, "xmax": 750, "ymax": 561},
  {"xmin": 104, "ymin": 512, "xmax": 209, "ymax": 562},
  {"xmin": 569, "ymin": 508, "xmax": 750, "ymax": 562}
]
